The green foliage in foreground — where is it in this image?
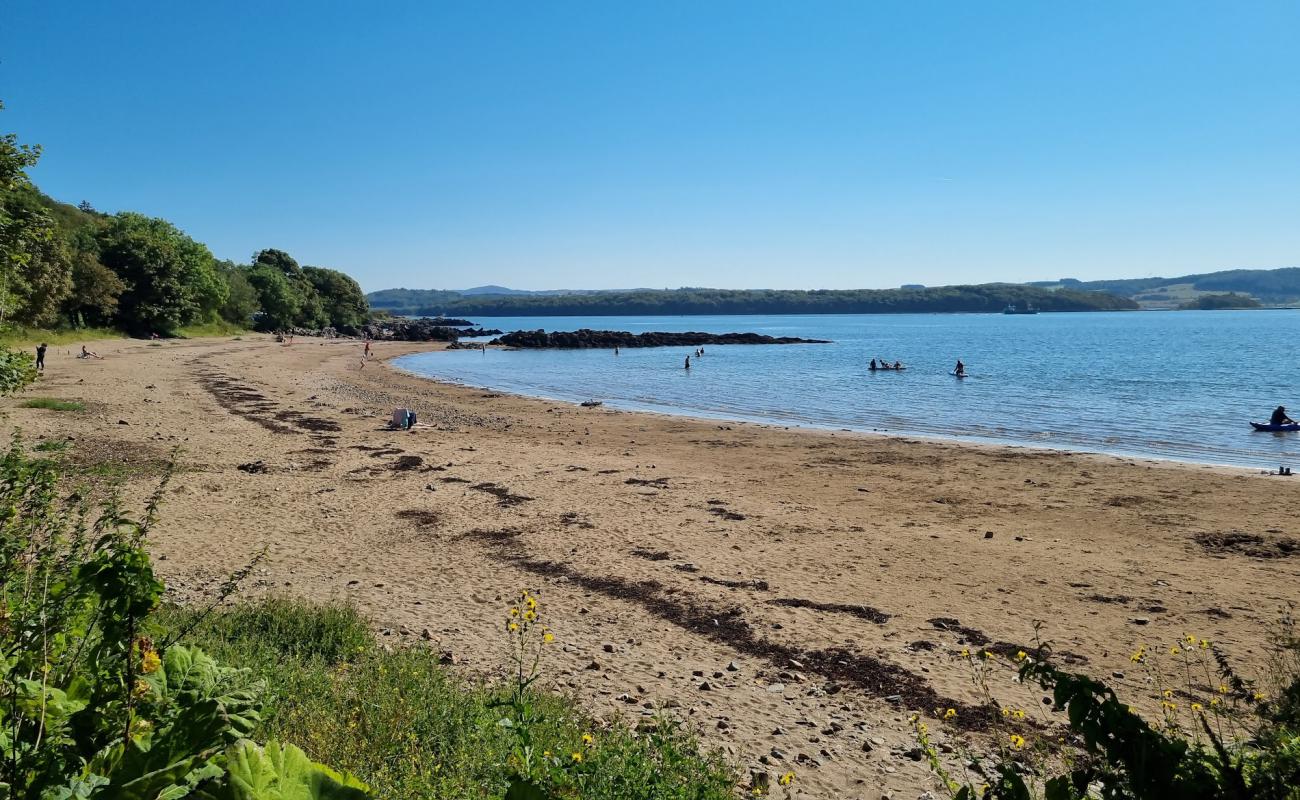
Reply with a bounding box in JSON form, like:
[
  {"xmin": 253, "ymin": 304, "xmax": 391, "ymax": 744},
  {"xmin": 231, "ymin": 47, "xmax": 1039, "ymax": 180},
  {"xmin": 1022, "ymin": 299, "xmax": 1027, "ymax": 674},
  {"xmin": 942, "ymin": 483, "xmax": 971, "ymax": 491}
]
[
  {"xmin": 0, "ymin": 440, "xmax": 368, "ymax": 799},
  {"xmin": 155, "ymin": 597, "xmax": 736, "ymax": 800},
  {"xmin": 919, "ymin": 637, "xmax": 1300, "ymax": 799},
  {"xmin": 0, "ymin": 344, "xmax": 36, "ymax": 395},
  {"xmin": 18, "ymin": 397, "xmax": 84, "ymax": 411}
]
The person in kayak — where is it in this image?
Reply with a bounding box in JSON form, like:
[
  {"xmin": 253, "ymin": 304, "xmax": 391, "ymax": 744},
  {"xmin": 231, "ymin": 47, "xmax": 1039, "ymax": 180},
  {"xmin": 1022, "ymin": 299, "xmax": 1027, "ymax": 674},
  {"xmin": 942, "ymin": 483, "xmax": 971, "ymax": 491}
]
[{"xmin": 1271, "ymin": 406, "xmax": 1295, "ymax": 426}]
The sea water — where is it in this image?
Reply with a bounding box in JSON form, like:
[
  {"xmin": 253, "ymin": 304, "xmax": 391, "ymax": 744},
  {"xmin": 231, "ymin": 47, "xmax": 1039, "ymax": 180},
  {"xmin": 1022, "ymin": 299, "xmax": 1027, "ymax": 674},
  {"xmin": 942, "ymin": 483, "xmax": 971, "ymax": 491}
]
[{"xmin": 391, "ymin": 310, "xmax": 1300, "ymax": 469}]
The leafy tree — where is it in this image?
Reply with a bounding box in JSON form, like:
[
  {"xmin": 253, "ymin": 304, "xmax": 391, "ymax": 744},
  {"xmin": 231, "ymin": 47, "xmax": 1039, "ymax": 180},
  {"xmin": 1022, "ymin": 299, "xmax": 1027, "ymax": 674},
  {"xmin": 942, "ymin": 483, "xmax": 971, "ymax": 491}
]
[
  {"xmin": 217, "ymin": 260, "xmax": 260, "ymax": 326},
  {"xmin": 304, "ymin": 266, "xmax": 369, "ymax": 328},
  {"xmin": 0, "ymin": 105, "xmax": 73, "ymax": 325},
  {"xmin": 250, "ymin": 248, "xmax": 328, "ymax": 328},
  {"xmin": 64, "ymin": 250, "xmax": 125, "ymax": 326},
  {"xmin": 246, "ymin": 263, "xmax": 303, "ymax": 330},
  {"xmin": 98, "ymin": 212, "xmax": 226, "ymax": 334}
]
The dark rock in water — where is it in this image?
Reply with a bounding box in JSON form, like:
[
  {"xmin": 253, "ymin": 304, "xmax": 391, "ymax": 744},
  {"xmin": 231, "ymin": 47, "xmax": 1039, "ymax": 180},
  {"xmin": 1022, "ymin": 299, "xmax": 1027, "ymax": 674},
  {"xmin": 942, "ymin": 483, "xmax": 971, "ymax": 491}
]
[
  {"xmin": 491, "ymin": 329, "xmax": 831, "ymax": 349},
  {"xmin": 288, "ymin": 319, "xmax": 504, "ymax": 342}
]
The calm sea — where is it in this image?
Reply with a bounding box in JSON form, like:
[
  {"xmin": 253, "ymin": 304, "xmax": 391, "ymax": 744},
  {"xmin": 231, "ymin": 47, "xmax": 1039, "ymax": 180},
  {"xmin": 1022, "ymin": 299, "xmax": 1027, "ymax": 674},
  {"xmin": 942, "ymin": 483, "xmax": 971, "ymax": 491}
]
[{"xmin": 391, "ymin": 311, "xmax": 1300, "ymax": 469}]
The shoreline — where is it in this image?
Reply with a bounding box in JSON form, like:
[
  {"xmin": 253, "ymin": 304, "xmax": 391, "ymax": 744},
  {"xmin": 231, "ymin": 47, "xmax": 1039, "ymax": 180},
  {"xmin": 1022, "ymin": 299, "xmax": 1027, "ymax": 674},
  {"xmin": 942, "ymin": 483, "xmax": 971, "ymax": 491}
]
[
  {"xmin": 389, "ymin": 350, "xmax": 1260, "ymax": 477},
  {"xmin": 10, "ymin": 334, "xmax": 1297, "ymax": 798}
]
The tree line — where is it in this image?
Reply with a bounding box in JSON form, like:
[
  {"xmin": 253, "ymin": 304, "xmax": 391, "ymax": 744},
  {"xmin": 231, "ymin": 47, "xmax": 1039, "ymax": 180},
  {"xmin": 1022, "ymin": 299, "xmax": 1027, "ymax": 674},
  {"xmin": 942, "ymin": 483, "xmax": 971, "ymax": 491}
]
[
  {"xmin": 0, "ymin": 103, "xmax": 367, "ymax": 335},
  {"xmin": 368, "ymin": 284, "xmax": 1139, "ymax": 317}
]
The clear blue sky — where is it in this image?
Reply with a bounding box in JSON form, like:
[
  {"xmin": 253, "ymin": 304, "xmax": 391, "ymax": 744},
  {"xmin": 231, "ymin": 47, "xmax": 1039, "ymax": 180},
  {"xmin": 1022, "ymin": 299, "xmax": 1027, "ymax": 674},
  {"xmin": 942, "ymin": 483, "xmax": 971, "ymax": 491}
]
[{"xmin": 4, "ymin": 2, "xmax": 1298, "ymax": 292}]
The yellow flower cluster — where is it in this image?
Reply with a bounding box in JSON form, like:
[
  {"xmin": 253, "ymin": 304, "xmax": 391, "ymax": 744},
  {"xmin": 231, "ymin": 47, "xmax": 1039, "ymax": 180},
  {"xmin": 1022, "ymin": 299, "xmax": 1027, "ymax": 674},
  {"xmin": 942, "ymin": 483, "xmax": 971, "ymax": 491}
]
[
  {"xmin": 140, "ymin": 649, "xmax": 161, "ymax": 675},
  {"xmin": 778, "ymin": 772, "xmax": 795, "ymax": 786},
  {"xmin": 1008, "ymin": 733, "xmax": 1026, "ymax": 749}
]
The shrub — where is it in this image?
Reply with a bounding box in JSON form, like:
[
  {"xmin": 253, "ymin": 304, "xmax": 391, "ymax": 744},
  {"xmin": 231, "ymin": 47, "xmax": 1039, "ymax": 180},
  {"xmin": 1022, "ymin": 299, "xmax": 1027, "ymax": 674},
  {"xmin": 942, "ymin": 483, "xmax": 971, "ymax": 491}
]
[{"xmin": 0, "ymin": 437, "xmax": 367, "ymax": 798}]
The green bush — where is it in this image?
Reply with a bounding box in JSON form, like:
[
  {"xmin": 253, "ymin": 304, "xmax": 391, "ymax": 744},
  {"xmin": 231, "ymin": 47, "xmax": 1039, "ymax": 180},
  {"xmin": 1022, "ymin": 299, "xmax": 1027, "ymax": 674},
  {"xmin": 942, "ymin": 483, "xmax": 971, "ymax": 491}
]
[{"xmin": 0, "ymin": 438, "xmax": 367, "ymax": 798}]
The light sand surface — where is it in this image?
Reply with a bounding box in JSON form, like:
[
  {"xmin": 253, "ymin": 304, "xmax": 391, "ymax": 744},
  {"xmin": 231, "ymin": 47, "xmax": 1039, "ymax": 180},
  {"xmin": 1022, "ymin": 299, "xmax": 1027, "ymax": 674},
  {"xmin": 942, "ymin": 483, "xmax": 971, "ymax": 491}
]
[{"xmin": 12, "ymin": 335, "xmax": 1299, "ymax": 798}]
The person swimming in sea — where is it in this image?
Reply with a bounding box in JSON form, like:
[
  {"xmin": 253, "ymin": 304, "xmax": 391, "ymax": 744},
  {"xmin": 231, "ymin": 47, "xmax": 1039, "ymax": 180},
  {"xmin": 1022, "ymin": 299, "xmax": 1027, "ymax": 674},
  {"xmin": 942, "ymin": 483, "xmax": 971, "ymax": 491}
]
[{"xmin": 1271, "ymin": 406, "xmax": 1295, "ymax": 426}]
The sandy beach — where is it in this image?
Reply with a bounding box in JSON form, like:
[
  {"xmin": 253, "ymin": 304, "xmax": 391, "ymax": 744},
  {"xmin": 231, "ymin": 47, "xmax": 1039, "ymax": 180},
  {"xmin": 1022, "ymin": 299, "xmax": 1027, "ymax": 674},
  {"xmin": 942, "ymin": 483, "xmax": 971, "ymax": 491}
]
[{"xmin": 12, "ymin": 335, "xmax": 1299, "ymax": 798}]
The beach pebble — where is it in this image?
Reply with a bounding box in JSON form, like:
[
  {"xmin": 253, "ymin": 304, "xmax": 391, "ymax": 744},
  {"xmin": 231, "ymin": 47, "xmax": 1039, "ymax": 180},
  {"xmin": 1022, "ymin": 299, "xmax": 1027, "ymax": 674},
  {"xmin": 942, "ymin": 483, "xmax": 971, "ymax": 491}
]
[
  {"xmin": 766, "ymin": 683, "xmax": 785, "ymax": 693},
  {"xmin": 585, "ymin": 660, "xmax": 601, "ymax": 670},
  {"xmin": 698, "ymin": 681, "xmax": 713, "ymax": 691},
  {"xmin": 1131, "ymin": 617, "xmax": 1151, "ymax": 625},
  {"xmin": 602, "ymin": 642, "xmax": 616, "ymax": 653},
  {"xmin": 726, "ymin": 660, "xmax": 740, "ymax": 671}
]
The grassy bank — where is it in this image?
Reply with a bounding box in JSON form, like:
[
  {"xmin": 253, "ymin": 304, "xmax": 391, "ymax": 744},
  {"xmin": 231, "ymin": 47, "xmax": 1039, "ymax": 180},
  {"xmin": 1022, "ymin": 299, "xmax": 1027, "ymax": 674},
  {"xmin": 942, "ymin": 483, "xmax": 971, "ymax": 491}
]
[
  {"xmin": 0, "ymin": 325, "xmax": 124, "ymax": 348},
  {"xmin": 153, "ymin": 597, "xmax": 737, "ymax": 800}
]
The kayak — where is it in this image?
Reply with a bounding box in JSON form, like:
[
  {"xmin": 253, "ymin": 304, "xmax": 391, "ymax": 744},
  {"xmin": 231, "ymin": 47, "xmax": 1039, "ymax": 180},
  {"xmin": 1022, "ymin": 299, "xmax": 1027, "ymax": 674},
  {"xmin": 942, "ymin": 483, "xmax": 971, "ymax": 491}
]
[{"xmin": 1251, "ymin": 422, "xmax": 1300, "ymax": 432}]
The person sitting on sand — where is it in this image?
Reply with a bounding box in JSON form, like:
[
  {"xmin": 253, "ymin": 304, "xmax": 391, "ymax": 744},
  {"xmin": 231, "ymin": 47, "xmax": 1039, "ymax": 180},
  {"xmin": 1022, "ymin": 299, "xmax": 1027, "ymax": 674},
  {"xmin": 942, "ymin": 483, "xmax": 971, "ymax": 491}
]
[
  {"xmin": 78, "ymin": 345, "xmax": 102, "ymax": 360},
  {"xmin": 1271, "ymin": 406, "xmax": 1295, "ymax": 426}
]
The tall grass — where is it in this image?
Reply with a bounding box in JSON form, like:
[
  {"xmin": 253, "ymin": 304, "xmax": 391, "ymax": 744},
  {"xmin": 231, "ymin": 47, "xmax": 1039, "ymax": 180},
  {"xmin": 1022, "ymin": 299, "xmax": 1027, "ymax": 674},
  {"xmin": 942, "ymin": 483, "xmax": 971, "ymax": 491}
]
[
  {"xmin": 0, "ymin": 326, "xmax": 124, "ymax": 348},
  {"xmin": 18, "ymin": 397, "xmax": 84, "ymax": 411},
  {"xmin": 155, "ymin": 597, "xmax": 736, "ymax": 800}
]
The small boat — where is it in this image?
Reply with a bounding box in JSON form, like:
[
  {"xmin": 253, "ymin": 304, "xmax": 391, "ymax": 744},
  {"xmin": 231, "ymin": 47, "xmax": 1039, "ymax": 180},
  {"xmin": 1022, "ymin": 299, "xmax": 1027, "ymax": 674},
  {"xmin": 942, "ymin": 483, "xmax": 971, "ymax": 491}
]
[
  {"xmin": 1251, "ymin": 421, "xmax": 1300, "ymax": 432},
  {"xmin": 1003, "ymin": 304, "xmax": 1039, "ymax": 315}
]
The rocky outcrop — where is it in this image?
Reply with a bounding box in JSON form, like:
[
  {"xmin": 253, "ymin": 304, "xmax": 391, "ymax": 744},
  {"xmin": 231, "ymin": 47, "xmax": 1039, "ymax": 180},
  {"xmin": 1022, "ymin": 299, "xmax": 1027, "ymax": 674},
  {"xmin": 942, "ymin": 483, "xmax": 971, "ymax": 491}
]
[
  {"xmin": 490, "ymin": 329, "xmax": 831, "ymax": 349},
  {"xmin": 351, "ymin": 320, "xmax": 503, "ymax": 341}
]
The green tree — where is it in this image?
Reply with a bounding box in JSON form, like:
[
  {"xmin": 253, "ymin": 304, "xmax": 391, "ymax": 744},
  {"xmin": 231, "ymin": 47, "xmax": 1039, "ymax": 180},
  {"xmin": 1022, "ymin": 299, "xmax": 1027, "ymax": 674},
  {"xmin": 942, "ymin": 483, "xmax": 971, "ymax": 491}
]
[
  {"xmin": 98, "ymin": 212, "xmax": 225, "ymax": 334},
  {"xmin": 251, "ymin": 248, "xmax": 328, "ymax": 328},
  {"xmin": 0, "ymin": 104, "xmax": 73, "ymax": 325},
  {"xmin": 246, "ymin": 263, "xmax": 303, "ymax": 330},
  {"xmin": 217, "ymin": 260, "xmax": 260, "ymax": 326},
  {"xmin": 304, "ymin": 266, "xmax": 368, "ymax": 328},
  {"xmin": 64, "ymin": 250, "xmax": 125, "ymax": 326}
]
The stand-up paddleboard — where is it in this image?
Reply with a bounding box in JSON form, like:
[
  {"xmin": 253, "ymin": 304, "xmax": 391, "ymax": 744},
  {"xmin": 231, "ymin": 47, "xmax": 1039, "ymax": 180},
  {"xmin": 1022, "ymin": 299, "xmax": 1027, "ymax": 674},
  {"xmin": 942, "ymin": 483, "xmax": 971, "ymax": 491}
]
[
  {"xmin": 951, "ymin": 371, "xmax": 968, "ymax": 378},
  {"xmin": 1251, "ymin": 421, "xmax": 1300, "ymax": 432}
]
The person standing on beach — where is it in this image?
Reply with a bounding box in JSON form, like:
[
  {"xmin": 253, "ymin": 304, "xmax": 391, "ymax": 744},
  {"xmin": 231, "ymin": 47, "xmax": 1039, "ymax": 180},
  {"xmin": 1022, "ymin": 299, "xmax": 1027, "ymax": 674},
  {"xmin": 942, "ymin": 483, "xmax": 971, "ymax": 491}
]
[
  {"xmin": 364, "ymin": 340, "xmax": 372, "ymax": 358},
  {"xmin": 35, "ymin": 343, "xmax": 47, "ymax": 372}
]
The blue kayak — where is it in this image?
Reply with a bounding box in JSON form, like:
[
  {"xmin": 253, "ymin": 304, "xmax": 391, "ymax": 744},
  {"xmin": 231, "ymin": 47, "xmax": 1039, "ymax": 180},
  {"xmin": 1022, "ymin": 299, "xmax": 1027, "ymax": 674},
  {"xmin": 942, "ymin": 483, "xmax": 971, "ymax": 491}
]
[{"xmin": 1251, "ymin": 422, "xmax": 1300, "ymax": 432}]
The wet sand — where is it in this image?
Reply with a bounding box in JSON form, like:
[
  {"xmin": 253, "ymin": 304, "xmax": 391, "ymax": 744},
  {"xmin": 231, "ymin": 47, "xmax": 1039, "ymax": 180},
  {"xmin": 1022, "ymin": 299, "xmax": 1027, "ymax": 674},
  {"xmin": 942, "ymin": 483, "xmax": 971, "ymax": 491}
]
[{"xmin": 12, "ymin": 335, "xmax": 1299, "ymax": 798}]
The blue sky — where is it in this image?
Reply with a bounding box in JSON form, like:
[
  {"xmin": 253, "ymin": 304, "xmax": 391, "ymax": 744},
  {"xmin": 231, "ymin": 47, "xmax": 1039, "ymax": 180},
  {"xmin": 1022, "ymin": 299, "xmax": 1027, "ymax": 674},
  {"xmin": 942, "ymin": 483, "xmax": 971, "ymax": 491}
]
[{"xmin": 4, "ymin": 2, "xmax": 1298, "ymax": 292}]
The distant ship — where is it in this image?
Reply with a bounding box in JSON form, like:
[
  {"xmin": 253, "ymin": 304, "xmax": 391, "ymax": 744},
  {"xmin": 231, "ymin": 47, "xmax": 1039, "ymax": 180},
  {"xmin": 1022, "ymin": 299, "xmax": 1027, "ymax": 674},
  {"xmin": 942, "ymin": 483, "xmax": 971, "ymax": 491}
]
[{"xmin": 1003, "ymin": 304, "xmax": 1039, "ymax": 315}]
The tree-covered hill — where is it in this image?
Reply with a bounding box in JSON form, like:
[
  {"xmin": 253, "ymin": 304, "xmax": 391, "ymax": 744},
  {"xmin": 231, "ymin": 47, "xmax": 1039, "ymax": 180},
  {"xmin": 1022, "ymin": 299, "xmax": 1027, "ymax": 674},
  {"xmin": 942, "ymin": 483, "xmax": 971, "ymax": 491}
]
[
  {"xmin": 1031, "ymin": 267, "xmax": 1300, "ymax": 307},
  {"xmin": 367, "ymin": 284, "xmax": 1138, "ymax": 317},
  {"xmin": 1, "ymin": 101, "xmax": 369, "ymax": 336}
]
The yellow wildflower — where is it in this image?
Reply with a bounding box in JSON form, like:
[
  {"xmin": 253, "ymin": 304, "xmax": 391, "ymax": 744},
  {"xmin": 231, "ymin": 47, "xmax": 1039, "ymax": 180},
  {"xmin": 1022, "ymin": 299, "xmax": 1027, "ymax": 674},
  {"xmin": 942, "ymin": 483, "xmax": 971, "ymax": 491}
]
[
  {"xmin": 1185, "ymin": 634, "xmax": 1196, "ymax": 644},
  {"xmin": 508, "ymin": 622, "xmax": 519, "ymax": 632},
  {"xmin": 526, "ymin": 596, "xmax": 537, "ymax": 610},
  {"xmin": 1170, "ymin": 645, "xmax": 1181, "ymax": 655},
  {"xmin": 1163, "ymin": 689, "xmax": 1174, "ymax": 699},
  {"xmin": 1210, "ymin": 697, "xmax": 1221, "ymax": 706},
  {"xmin": 960, "ymin": 648, "xmax": 970, "ymax": 658},
  {"xmin": 582, "ymin": 733, "xmax": 594, "ymax": 746},
  {"xmin": 1191, "ymin": 703, "xmax": 1203, "ymax": 712},
  {"xmin": 132, "ymin": 678, "xmax": 150, "ymax": 699},
  {"xmin": 1219, "ymin": 684, "xmax": 1229, "ymax": 694},
  {"xmin": 543, "ymin": 631, "xmax": 555, "ymax": 643},
  {"xmin": 1130, "ymin": 647, "xmax": 1145, "ymax": 663},
  {"xmin": 571, "ymin": 751, "xmax": 583, "ymax": 762},
  {"xmin": 1015, "ymin": 650, "xmax": 1027, "ymax": 662},
  {"xmin": 523, "ymin": 610, "xmax": 536, "ymax": 622},
  {"xmin": 943, "ymin": 708, "xmax": 957, "ymax": 720},
  {"xmin": 1199, "ymin": 639, "xmax": 1210, "ymax": 650},
  {"xmin": 982, "ymin": 651, "xmax": 993, "ymax": 659},
  {"xmin": 1012, "ymin": 709, "xmax": 1026, "ymax": 720},
  {"xmin": 140, "ymin": 649, "xmax": 161, "ymax": 675},
  {"xmin": 1009, "ymin": 734, "xmax": 1026, "ymax": 749},
  {"xmin": 1001, "ymin": 707, "xmax": 1010, "ymax": 717},
  {"xmin": 778, "ymin": 772, "xmax": 795, "ymax": 786},
  {"xmin": 1254, "ymin": 692, "xmax": 1267, "ymax": 702},
  {"xmin": 510, "ymin": 607, "xmax": 520, "ymax": 617}
]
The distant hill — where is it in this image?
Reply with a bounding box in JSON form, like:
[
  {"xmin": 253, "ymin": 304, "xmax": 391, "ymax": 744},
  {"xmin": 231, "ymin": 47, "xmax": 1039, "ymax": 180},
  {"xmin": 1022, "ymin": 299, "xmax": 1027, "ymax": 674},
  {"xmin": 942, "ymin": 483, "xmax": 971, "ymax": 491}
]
[
  {"xmin": 1029, "ymin": 267, "xmax": 1300, "ymax": 308},
  {"xmin": 366, "ymin": 284, "xmax": 1137, "ymax": 317}
]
